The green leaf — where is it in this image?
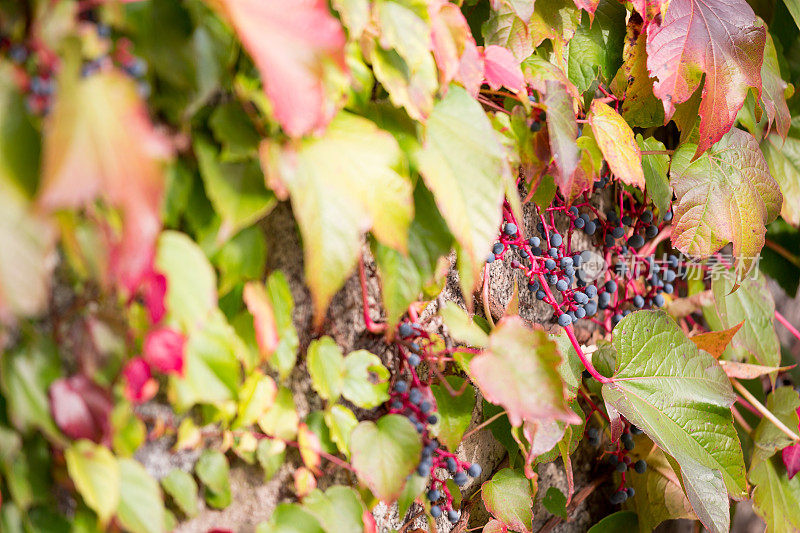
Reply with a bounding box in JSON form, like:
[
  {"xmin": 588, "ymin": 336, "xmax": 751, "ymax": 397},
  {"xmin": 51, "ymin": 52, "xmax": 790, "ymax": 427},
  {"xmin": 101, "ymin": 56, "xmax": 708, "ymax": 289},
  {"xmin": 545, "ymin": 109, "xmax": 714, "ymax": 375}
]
[
  {"xmin": 567, "ymin": 0, "xmax": 626, "ymax": 93},
  {"xmin": 172, "ymin": 312, "xmax": 243, "ymax": 410},
  {"xmin": 783, "ymin": 0, "xmax": 800, "ymax": 29},
  {"xmin": 761, "ymin": 132, "xmax": 800, "ymax": 227},
  {"xmin": 752, "ymin": 387, "xmax": 800, "ymax": 458},
  {"xmin": 544, "ymin": 79, "xmax": 581, "ymax": 202},
  {"xmin": 214, "ymin": 226, "xmax": 267, "ymax": 297},
  {"xmin": 256, "ymin": 439, "xmax": 286, "ymax": 481},
  {"xmin": 470, "ymin": 316, "xmax": 579, "ymax": 427},
  {"xmin": 703, "ymin": 269, "xmax": 780, "ymax": 370},
  {"xmin": 350, "ymin": 414, "xmax": 422, "ymax": 502},
  {"xmin": 262, "ymin": 112, "xmax": 413, "ymax": 325},
  {"xmin": 195, "ymin": 450, "xmax": 231, "ymax": 509},
  {"xmin": 431, "ymin": 375, "xmax": 476, "ymax": 451},
  {"xmin": 670, "ymin": 128, "xmax": 783, "ymax": 277},
  {"xmin": 440, "ymin": 302, "xmax": 489, "ymax": 348},
  {"xmin": 307, "ymin": 337, "xmax": 345, "ymax": 402},
  {"xmin": 0, "ymin": 62, "xmax": 41, "ymax": 196},
  {"xmin": 234, "ymin": 371, "xmax": 277, "ymax": 429},
  {"xmin": 209, "ymin": 101, "xmax": 261, "ymax": 161},
  {"xmin": 112, "ymin": 401, "xmax": 146, "ymax": 458},
  {"xmin": 117, "ymin": 458, "xmax": 166, "ymax": 533},
  {"xmin": 256, "ymin": 503, "xmax": 325, "ymax": 533},
  {"xmin": 195, "ymin": 137, "xmax": 276, "ymax": 239},
  {"xmin": 416, "ymin": 85, "xmax": 509, "ymax": 304},
  {"xmin": 636, "ymin": 135, "xmax": 672, "ymax": 219},
  {"xmin": 542, "ymin": 487, "xmax": 567, "ymax": 519},
  {"xmin": 601, "ymin": 311, "xmax": 747, "ymax": 519},
  {"xmin": 305, "ymin": 411, "xmax": 338, "ymax": 455},
  {"xmin": 482, "ymin": 7, "xmax": 534, "ymax": 61},
  {"xmin": 587, "ymin": 510, "xmax": 639, "ymax": 532},
  {"xmin": 258, "ymin": 387, "xmax": 299, "ymax": 441},
  {"xmin": 527, "ymin": 0, "xmax": 580, "ymax": 47},
  {"xmin": 65, "ymin": 440, "xmax": 120, "ymax": 527},
  {"xmin": 749, "ymin": 455, "xmax": 800, "ymax": 532},
  {"xmin": 302, "ymin": 486, "xmax": 366, "ymax": 533},
  {"xmin": 341, "ymin": 350, "xmax": 390, "ymax": 409},
  {"xmin": 155, "ymin": 231, "xmax": 217, "ymax": 332},
  {"xmin": 0, "ymin": 337, "xmax": 61, "ymax": 439},
  {"xmin": 397, "ymin": 474, "xmax": 428, "ymax": 517},
  {"xmin": 480, "ymin": 468, "xmax": 534, "ymax": 532},
  {"xmin": 161, "ymin": 469, "xmax": 199, "ymax": 518},
  {"xmin": 324, "ymin": 404, "xmax": 358, "ymax": 457}
]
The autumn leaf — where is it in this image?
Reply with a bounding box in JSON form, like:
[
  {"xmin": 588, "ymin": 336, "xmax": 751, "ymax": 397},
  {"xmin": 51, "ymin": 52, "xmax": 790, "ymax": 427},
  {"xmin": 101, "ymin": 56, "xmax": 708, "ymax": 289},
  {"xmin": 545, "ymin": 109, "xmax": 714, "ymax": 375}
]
[
  {"xmin": 213, "ymin": 0, "xmax": 348, "ymax": 137},
  {"xmin": 670, "ymin": 128, "xmax": 782, "ymax": 276},
  {"xmin": 481, "ymin": 45, "xmax": 524, "ymax": 93},
  {"xmin": 757, "ymin": 32, "xmax": 790, "ymax": 141},
  {"xmin": 429, "ymin": 0, "xmax": 483, "ymax": 94},
  {"xmin": 645, "ymin": 0, "xmax": 766, "ymax": 157},
  {"xmin": 689, "ymin": 322, "xmax": 743, "ymax": 359},
  {"xmin": 544, "ymin": 80, "xmax": 581, "ymax": 201},
  {"xmin": 588, "ymin": 100, "xmax": 645, "ymax": 189},
  {"xmin": 39, "ymin": 68, "xmax": 172, "ymax": 295},
  {"xmin": 761, "ymin": 132, "xmax": 800, "ymax": 227},
  {"xmin": 470, "ymin": 316, "xmax": 580, "ymax": 427}
]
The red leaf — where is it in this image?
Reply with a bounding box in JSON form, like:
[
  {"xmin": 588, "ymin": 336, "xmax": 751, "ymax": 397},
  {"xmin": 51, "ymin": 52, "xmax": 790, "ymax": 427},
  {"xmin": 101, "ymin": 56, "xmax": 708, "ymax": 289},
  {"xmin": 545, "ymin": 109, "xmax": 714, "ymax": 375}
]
[
  {"xmin": 783, "ymin": 406, "xmax": 800, "ymax": 479},
  {"xmin": 645, "ymin": 0, "xmax": 766, "ymax": 157},
  {"xmin": 430, "ymin": 0, "xmax": 483, "ymax": 94},
  {"xmin": 143, "ymin": 328, "xmax": 186, "ymax": 376},
  {"xmin": 122, "ymin": 357, "xmax": 158, "ymax": 404},
  {"xmin": 481, "ymin": 45, "xmax": 525, "ymax": 93},
  {"xmin": 572, "ymin": 0, "xmax": 600, "ymax": 19},
  {"xmin": 38, "ymin": 70, "xmax": 171, "ymax": 295},
  {"xmin": 141, "ymin": 270, "xmax": 167, "ymax": 324},
  {"xmin": 49, "ymin": 375, "xmax": 113, "ymax": 445},
  {"xmin": 216, "ymin": 0, "xmax": 347, "ymax": 137}
]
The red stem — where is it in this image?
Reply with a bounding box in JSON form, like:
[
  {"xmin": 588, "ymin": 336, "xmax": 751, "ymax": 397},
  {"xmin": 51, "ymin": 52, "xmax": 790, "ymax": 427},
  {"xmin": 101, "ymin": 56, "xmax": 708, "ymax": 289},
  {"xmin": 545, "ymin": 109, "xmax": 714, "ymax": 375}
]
[{"xmin": 775, "ymin": 311, "xmax": 800, "ymax": 344}]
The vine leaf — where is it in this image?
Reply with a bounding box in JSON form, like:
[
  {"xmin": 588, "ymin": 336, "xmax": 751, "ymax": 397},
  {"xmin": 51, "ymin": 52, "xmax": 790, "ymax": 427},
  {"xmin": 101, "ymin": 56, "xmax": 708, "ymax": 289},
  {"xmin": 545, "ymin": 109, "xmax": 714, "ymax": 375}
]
[
  {"xmin": 349, "ymin": 414, "xmax": 422, "ymax": 502},
  {"xmin": 718, "ymin": 360, "xmax": 793, "ymax": 380},
  {"xmin": 527, "ymin": 0, "xmax": 581, "ymax": 48},
  {"xmin": 257, "ymin": 502, "xmax": 325, "ymax": 533},
  {"xmin": 480, "ymin": 468, "xmax": 534, "ymax": 533},
  {"xmin": 65, "ymin": 440, "xmax": 120, "ymax": 527},
  {"xmin": 481, "ymin": 45, "xmax": 525, "ymax": 93},
  {"xmin": 302, "ymin": 486, "xmax": 367, "ymax": 533},
  {"xmin": 214, "ymin": 0, "xmax": 347, "ymax": 137},
  {"xmin": 416, "ymin": 85, "xmax": 509, "ymax": 303},
  {"xmin": 757, "ymin": 33, "xmax": 790, "ymax": 141},
  {"xmin": 39, "ymin": 69, "xmax": 171, "ymax": 295},
  {"xmin": 440, "ymin": 301, "xmax": 489, "ymax": 348},
  {"xmin": 324, "ymin": 406, "xmax": 358, "ymax": 458},
  {"xmin": 48, "ymin": 375, "xmax": 113, "ymax": 446},
  {"xmin": 258, "ymin": 387, "xmax": 299, "ymax": 441},
  {"xmin": 470, "ymin": 316, "xmax": 580, "ymax": 427},
  {"xmin": 307, "ymin": 337, "xmax": 345, "ymax": 402},
  {"xmin": 341, "ymin": 350, "xmax": 390, "ymax": 409},
  {"xmin": 645, "ymin": 0, "xmax": 766, "ymax": 157},
  {"xmin": 544, "ymin": 80, "xmax": 581, "ymax": 201},
  {"xmin": 195, "ymin": 450, "xmax": 231, "ymax": 509},
  {"xmin": 588, "ymin": 100, "xmax": 645, "ymax": 189},
  {"xmin": 117, "ymin": 458, "xmax": 166, "ymax": 533},
  {"xmin": 751, "ymin": 387, "xmax": 800, "ymax": 459},
  {"xmin": 566, "ymin": 0, "xmax": 626, "ymax": 93},
  {"xmin": 636, "ymin": 135, "xmax": 672, "ymax": 218},
  {"xmin": 669, "ymin": 128, "xmax": 782, "ymax": 276},
  {"xmin": 298, "ymin": 423, "xmax": 323, "ymax": 475},
  {"xmin": 601, "ymin": 311, "xmax": 747, "ymax": 526},
  {"xmin": 749, "ymin": 455, "xmax": 800, "ymax": 532},
  {"xmin": 429, "ymin": 0, "xmax": 483, "ymax": 94},
  {"xmin": 784, "ymin": 436, "xmax": 800, "ymax": 480},
  {"xmin": 160, "ymin": 469, "xmax": 198, "ymax": 518},
  {"xmin": 689, "ymin": 322, "xmax": 743, "ymax": 359},
  {"xmin": 703, "ymin": 270, "xmax": 780, "ymax": 371},
  {"xmin": 482, "ymin": 6, "xmax": 534, "ymax": 62},
  {"xmin": 234, "ymin": 371, "xmax": 278, "ymax": 429},
  {"xmin": 431, "ymin": 375, "xmax": 476, "ymax": 451},
  {"xmin": 261, "ymin": 112, "xmax": 413, "ymax": 325},
  {"xmin": 762, "ymin": 132, "xmax": 800, "ymax": 227}
]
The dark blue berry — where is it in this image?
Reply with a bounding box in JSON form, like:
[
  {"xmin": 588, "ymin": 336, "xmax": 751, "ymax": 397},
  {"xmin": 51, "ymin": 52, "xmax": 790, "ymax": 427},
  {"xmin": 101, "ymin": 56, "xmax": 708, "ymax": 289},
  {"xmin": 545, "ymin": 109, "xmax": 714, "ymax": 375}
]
[
  {"xmin": 395, "ymin": 380, "xmax": 408, "ymax": 393},
  {"xmin": 628, "ymin": 234, "xmax": 645, "ymax": 248},
  {"xmin": 605, "ymin": 280, "xmax": 618, "ymax": 292},
  {"xmin": 492, "ymin": 242, "xmax": 504, "ymax": 255},
  {"xmin": 408, "ymin": 354, "xmax": 421, "ymax": 367},
  {"xmin": 548, "ymin": 247, "xmax": 559, "ymax": 258},
  {"xmin": 536, "ymin": 290, "xmax": 546, "ymax": 300},
  {"xmin": 645, "ymin": 224, "xmax": 659, "ymax": 239},
  {"xmin": 548, "ymin": 273, "xmax": 558, "ymax": 285},
  {"xmin": 663, "ymin": 283, "xmax": 674, "ymax": 294},
  {"xmin": 428, "ymin": 489, "xmax": 440, "ymax": 501},
  {"xmin": 454, "ymin": 472, "xmax": 468, "ymax": 486},
  {"xmin": 430, "ymin": 505, "xmax": 442, "ymax": 518},
  {"xmin": 598, "ymin": 292, "xmax": 611, "ymax": 308},
  {"xmin": 504, "ymin": 223, "xmax": 517, "ymax": 235},
  {"xmin": 604, "ymin": 234, "xmax": 615, "ymax": 247},
  {"xmin": 663, "ymin": 210, "xmax": 673, "ymax": 222},
  {"xmin": 446, "ymin": 457, "xmax": 457, "ymax": 473},
  {"xmin": 447, "ymin": 510, "xmax": 461, "ymax": 523},
  {"xmin": 612, "ymin": 313, "xmax": 623, "ymax": 325},
  {"xmin": 556, "ymin": 279, "xmax": 568, "ymax": 292},
  {"xmin": 634, "ymin": 460, "xmax": 647, "ymax": 473},
  {"xmin": 612, "ymin": 226, "xmax": 625, "ymax": 239},
  {"xmin": 621, "ymin": 215, "xmax": 633, "ymax": 226},
  {"xmin": 468, "ymin": 463, "xmax": 482, "ymax": 477},
  {"xmin": 633, "ymin": 295, "xmax": 644, "ymax": 308},
  {"xmin": 420, "ymin": 401, "xmax": 432, "ymax": 413},
  {"xmin": 409, "ymin": 389, "xmax": 423, "ymax": 404},
  {"xmin": 545, "ymin": 259, "xmax": 556, "ymax": 270},
  {"xmin": 585, "ymin": 302, "xmax": 597, "ymax": 316},
  {"xmin": 569, "ymin": 206, "xmax": 579, "ymax": 217},
  {"xmin": 663, "ymin": 270, "xmax": 676, "ymax": 282},
  {"xmin": 529, "ymin": 237, "xmax": 541, "ymax": 247},
  {"xmin": 641, "ymin": 210, "xmax": 653, "ymax": 223},
  {"xmin": 486, "ymin": 254, "xmax": 495, "ymax": 263},
  {"xmin": 626, "ymin": 487, "xmax": 635, "ymax": 498},
  {"xmin": 550, "ymin": 233, "xmax": 563, "ymax": 247},
  {"xmin": 616, "ymin": 462, "xmax": 628, "ymax": 472},
  {"xmin": 653, "ymin": 294, "xmax": 665, "ymax": 307},
  {"xmin": 561, "ymin": 257, "xmax": 573, "ymax": 268},
  {"xmin": 558, "ymin": 313, "xmax": 572, "ymax": 327},
  {"xmin": 572, "ymin": 254, "xmax": 582, "ymax": 267},
  {"xmin": 586, "ymin": 285, "xmax": 597, "ymax": 298},
  {"xmin": 575, "ymin": 307, "xmax": 586, "ymax": 318},
  {"xmin": 584, "ymin": 221, "xmax": 597, "ymax": 235},
  {"xmin": 574, "ymin": 217, "xmax": 585, "ymax": 229}
]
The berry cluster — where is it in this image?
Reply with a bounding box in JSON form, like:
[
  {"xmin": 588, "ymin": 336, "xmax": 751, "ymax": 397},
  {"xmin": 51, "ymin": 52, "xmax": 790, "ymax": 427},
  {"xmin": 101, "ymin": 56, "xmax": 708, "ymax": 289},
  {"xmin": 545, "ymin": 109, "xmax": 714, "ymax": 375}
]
[
  {"xmin": 487, "ymin": 175, "xmax": 681, "ymax": 333},
  {"xmin": 389, "ymin": 322, "xmax": 482, "ymax": 523},
  {"xmin": 586, "ymin": 423, "xmax": 647, "ymax": 505}
]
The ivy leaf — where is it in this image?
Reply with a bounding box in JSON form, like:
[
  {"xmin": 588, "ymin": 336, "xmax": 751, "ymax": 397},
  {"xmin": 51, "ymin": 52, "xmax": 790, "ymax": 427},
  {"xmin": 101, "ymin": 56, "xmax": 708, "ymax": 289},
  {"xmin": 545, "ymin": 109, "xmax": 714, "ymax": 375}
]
[
  {"xmin": 482, "ymin": 7, "xmax": 534, "ymax": 62},
  {"xmin": 302, "ymin": 486, "xmax": 366, "ymax": 533},
  {"xmin": 307, "ymin": 337, "xmax": 345, "ymax": 402},
  {"xmin": 117, "ymin": 458, "xmax": 166, "ymax": 533},
  {"xmin": 298, "ymin": 423, "xmax": 322, "ymax": 474},
  {"xmin": 749, "ymin": 455, "xmax": 800, "ymax": 532},
  {"xmin": 567, "ymin": 0, "xmax": 626, "ymax": 93},
  {"xmin": 542, "ymin": 487, "xmax": 567, "ymax": 519},
  {"xmin": 609, "ymin": 16, "xmax": 664, "ymax": 129},
  {"xmin": 39, "ymin": 69, "xmax": 171, "ymax": 295},
  {"xmin": 234, "ymin": 371, "xmax": 278, "ymax": 429},
  {"xmin": 601, "ymin": 311, "xmax": 747, "ymax": 509},
  {"xmin": 470, "ymin": 316, "xmax": 580, "ymax": 427},
  {"xmin": 481, "ymin": 468, "xmax": 534, "ymax": 533},
  {"xmin": 587, "ymin": 511, "xmax": 639, "ymax": 532},
  {"xmin": 636, "ymin": 135, "xmax": 672, "ymax": 219},
  {"xmin": 259, "ymin": 387, "xmax": 299, "ymax": 441},
  {"xmin": 703, "ymin": 270, "xmax": 780, "ymax": 370},
  {"xmin": 527, "ymin": 0, "xmax": 581, "ymax": 47},
  {"xmin": 256, "ymin": 503, "xmax": 325, "ymax": 533},
  {"xmin": 215, "ymin": 0, "xmax": 346, "ymax": 137},
  {"xmin": 670, "ymin": 128, "xmax": 782, "ymax": 276},
  {"xmin": 752, "ymin": 387, "xmax": 800, "ymax": 459},
  {"xmin": 341, "ymin": 350, "xmax": 391, "ymax": 409},
  {"xmin": 257, "ymin": 439, "xmax": 286, "ymax": 482},
  {"xmin": 718, "ymin": 360, "xmax": 793, "ymax": 379},
  {"xmin": 195, "ymin": 450, "xmax": 231, "ymax": 509},
  {"xmin": 431, "ymin": 376, "xmax": 476, "ymax": 451},
  {"xmin": 440, "ymin": 301, "xmax": 489, "ymax": 348},
  {"xmin": 645, "ymin": 0, "xmax": 766, "ymax": 157},
  {"xmin": 416, "ymin": 85, "xmax": 508, "ymax": 302},
  {"xmin": 155, "ymin": 231, "xmax": 217, "ymax": 332},
  {"xmin": 689, "ymin": 322, "xmax": 743, "ymax": 359},
  {"xmin": 65, "ymin": 440, "xmax": 120, "ymax": 527},
  {"xmin": 482, "ymin": 45, "xmax": 524, "ymax": 93},
  {"xmin": 670, "ymin": 456, "xmax": 730, "ymax": 533},
  {"xmin": 160, "ymin": 469, "xmax": 198, "ymax": 518},
  {"xmin": 324, "ymin": 405, "xmax": 358, "ymax": 458},
  {"xmin": 588, "ymin": 101, "xmax": 645, "ymax": 189},
  {"xmin": 48, "ymin": 375, "xmax": 113, "ymax": 446},
  {"xmin": 349, "ymin": 414, "xmax": 422, "ymax": 502},
  {"xmin": 784, "ymin": 439, "xmax": 800, "ymax": 480},
  {"xmin": 544, "ymin": 80, "xmax": 581, "ymax": 202},
  {"xmin": 430, "ymin": 1, "xmax": 483, "ymax": 93},
  {"xmin": 262, "ymin": 112, "xmax": 413, "ymax": 325},
  {"xmin": 757, "ymin": 33, "xmax": 790, "ymax": 141},
  {"xmin": 397, "ymin": 473, "xmax": 427, "ymax": 517},
  {"xmin": 762, "ymin": 132, "xmax": 800, "ymax": 227},
  {"xmin": 194, "ymin": 137, "xmax": 276, "ymax": 240}
]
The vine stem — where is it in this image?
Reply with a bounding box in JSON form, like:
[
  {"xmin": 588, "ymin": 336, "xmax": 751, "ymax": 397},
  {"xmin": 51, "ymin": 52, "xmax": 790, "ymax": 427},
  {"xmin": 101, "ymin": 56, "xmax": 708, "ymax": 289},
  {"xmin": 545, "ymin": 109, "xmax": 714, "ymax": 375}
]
[
  {"xmin": 731, "ymin": 379, "xmax": 800, "ymax": 442},
  {"xmin": 775, "ymin": 310, "xmax": 800, "ymax": 344},
  {"xmin": 640, "ymin": 149, "xmax": 675, "ymax": 155},
  {"xmin": 764, "ymin": 239, "xmax": 800, "ymax": 268},
  {"xmin": 358, "ymin": 255, "xmax": 386, "ymax": 334},
  {"xmin": 482, "ymin": 264, "xmax": 495, "ymax": 328},
  {"xmin": 731, "ymin": 405, "xmax": 753, "ymax": 433},
  {"xmin": 462, "ymin": 411, "xmax": 508, "ymax": 441}
]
